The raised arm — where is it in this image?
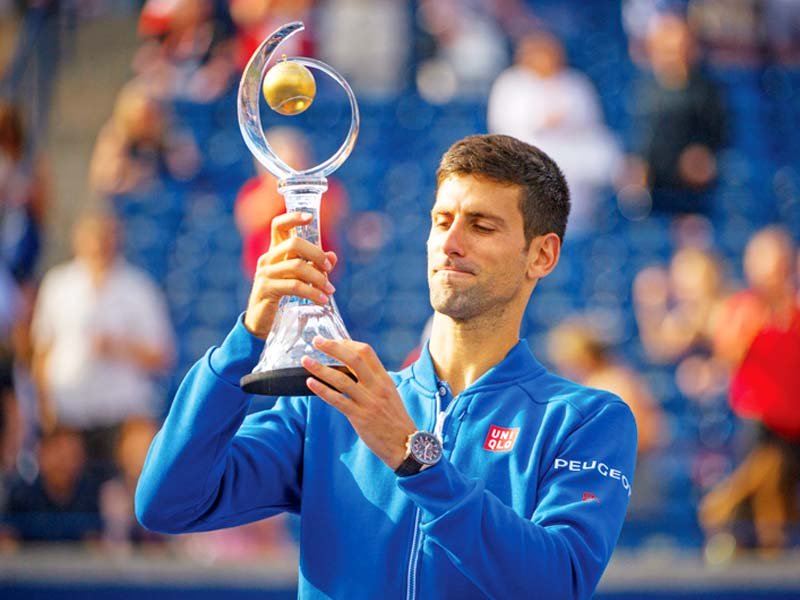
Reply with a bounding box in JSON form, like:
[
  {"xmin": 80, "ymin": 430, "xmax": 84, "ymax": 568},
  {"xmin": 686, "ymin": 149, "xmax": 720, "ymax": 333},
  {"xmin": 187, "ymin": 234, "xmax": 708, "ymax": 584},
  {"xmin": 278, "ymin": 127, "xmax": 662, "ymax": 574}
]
[
  {"xmin": 134, "ymin": 322, "xmax": 307, "ymax": 533},
  {"xmin": 135, "ymin": 211, "xmax": 338, "ymax": 533}
]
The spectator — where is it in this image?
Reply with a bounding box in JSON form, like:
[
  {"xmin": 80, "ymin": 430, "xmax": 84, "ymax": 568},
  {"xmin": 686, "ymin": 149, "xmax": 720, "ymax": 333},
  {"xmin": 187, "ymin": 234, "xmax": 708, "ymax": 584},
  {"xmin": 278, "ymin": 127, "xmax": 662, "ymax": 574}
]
[
  {"xmin": 713, "ymin": 227, "xmax": 799, "ymax": 437},
  {"xmin": 700, "ymin": 226, "xmax": 800, "ymax": 551},
  {"xmin": 89, "ymin": 83, "xmax": 200, "ymax": 196},
  {"xmin": 623, "ymin": 13, "xmax": 726, "ymax": 216},
  {"xmin": 30, "ymin": 210, "xmax": 174, "ymax": 473},
  {"xmin": 0, "ymin": 100, "xmax": 50, "ymax": 284},
  {"xmin": 134, "ymin": 0, "xmax": 236, "ymax": 102},
  {"xmin": 633, "ymin": 246, "xmax": 729, "ymax": 400},
  {"xmin": 488, "ymin": 32, "xmax": 620, "ymax": 234},
  {"xmin": 233, "ymin": 127, "xmax": 348, "ymax": 280},
  {"xmin": 229, "ymin": 0, "xmax": 315, "ymax": 71},
  {"xmin": 2, "ymin": 426, "xmax": 102, "ymax": 543}
]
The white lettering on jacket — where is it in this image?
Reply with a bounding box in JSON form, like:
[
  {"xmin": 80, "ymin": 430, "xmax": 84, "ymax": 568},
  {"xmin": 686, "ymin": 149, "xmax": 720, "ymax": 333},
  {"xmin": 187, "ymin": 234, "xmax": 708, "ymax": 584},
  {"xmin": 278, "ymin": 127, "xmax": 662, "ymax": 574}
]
[{"xmin": 553, "ymin": 457, "xmax": 631, "ymax": 497}]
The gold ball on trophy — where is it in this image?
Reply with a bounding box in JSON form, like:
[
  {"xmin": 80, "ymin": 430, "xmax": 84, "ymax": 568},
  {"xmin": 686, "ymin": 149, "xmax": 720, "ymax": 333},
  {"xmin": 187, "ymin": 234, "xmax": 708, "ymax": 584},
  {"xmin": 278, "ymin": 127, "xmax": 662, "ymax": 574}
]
[{"xmin": 262, "ymin": 59, "xmax": 316, "ymax": 116}]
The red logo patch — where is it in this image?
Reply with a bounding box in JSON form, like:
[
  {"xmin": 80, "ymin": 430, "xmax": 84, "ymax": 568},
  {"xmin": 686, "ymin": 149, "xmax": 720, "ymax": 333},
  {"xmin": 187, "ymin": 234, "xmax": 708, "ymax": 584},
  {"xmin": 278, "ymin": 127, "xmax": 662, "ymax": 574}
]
[
  {"xmin": 483, "ymin": 425, "xmax": 520, "ymax": 452},
  {"xmin": 582, "ymin": 492, "xmax": 600, "ymax": 503}
]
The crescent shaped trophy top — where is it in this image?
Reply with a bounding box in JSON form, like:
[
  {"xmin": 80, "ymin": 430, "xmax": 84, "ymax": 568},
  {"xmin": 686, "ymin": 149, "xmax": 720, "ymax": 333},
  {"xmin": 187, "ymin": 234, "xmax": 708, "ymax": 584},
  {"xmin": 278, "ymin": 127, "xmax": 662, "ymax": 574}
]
[{"xmin": 237, "ymin": 21, "xmax": 360, "ymax": 181}]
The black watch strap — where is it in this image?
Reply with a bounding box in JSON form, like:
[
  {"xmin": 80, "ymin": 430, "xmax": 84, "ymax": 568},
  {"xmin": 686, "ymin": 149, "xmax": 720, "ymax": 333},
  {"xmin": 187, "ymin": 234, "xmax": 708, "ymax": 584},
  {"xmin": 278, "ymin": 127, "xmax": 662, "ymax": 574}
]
[{"xmin": 395, "ymin": 455, "xmax": 424, "ymax": 477}]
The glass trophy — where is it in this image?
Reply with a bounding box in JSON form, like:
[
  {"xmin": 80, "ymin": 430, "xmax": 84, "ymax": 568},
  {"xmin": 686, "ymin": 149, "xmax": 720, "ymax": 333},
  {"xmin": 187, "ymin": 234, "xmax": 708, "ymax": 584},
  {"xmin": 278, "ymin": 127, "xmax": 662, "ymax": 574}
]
[{"xmin": 237, "ymin": 21, "xmax": 358, "ymax": 396}]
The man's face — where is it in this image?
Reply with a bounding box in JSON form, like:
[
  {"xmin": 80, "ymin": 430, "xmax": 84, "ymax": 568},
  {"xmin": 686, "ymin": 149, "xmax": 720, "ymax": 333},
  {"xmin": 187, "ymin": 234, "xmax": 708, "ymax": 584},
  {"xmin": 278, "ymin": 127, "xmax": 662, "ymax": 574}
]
[
  {"xmin": 647, "ymin": 16, "xmax": 694, "ymax": 73},
  {"xmin": 744, "ymin": 232, "xmax": 793, "ymax": 295},
  {"xmin": 518, "ymin": 35, "xmax": 564, "ymax": 78},
  {"xmin": 427, "ymin": 175, "xmax": 531, "ymax": 321}
]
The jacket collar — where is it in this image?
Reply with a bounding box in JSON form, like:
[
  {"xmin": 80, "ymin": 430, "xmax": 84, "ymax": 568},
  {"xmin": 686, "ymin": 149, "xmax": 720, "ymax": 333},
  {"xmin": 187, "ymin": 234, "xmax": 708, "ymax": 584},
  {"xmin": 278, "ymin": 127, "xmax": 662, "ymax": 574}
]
[{"xmin": 411, "ymin": 338, "xmax": 545, "ymax": 396}]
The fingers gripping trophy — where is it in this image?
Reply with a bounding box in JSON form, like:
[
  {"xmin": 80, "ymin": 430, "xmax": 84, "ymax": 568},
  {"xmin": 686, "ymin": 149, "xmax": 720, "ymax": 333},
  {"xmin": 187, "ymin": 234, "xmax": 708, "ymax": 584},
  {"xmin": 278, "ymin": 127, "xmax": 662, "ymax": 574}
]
[{"xmin": 238, "ymin": 22, "xmax": 358, "ymax": 396}]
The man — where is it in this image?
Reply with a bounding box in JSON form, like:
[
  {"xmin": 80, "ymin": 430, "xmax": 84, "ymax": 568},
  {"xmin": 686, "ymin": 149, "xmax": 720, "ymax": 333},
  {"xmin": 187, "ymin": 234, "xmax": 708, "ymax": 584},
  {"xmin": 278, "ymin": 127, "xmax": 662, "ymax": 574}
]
[
  {"xmin": 2, "ymin": 426, "xmax": 102, "ymax": 543},
  {"xmin": 701, "ymin": 227, "xmax": 800, "ymax": 551},
  {"xmin": 31, "ymin": 211, "xmax": 174, "ymax": 466},
  {"xmin": 625, "ymin": 13, "xmax": 726, "ymax": 216},
  {"xmin": 136, "ymin": 135, "xmax": 637, "ymax": 599}
]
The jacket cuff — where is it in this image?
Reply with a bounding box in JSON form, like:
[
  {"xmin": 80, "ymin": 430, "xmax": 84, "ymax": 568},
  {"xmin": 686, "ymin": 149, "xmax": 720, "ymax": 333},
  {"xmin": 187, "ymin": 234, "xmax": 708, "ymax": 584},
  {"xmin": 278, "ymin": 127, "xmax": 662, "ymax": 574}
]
[
  {"xmin": 395, "ymin": 460, "xmax": 477, "ymax": 522},
  {"xmin": 209, "ymin": 313, "xmax": 265, "ymax": 387}
]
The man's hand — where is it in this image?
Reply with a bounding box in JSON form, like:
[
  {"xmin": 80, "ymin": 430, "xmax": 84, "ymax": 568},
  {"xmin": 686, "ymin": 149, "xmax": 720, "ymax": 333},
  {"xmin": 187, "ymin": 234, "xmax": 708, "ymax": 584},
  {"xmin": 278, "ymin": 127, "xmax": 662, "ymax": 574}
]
[
  {"xmin": 301, "ymin": 337, "xmax": 418, "ymax": 471},
  {"xmin": 93, "ymin": 333, "xmax": 173, "ymax": 373},
  {"xmin": 244, "ymin": 212, "xmax": 337, "ymax": 338}
]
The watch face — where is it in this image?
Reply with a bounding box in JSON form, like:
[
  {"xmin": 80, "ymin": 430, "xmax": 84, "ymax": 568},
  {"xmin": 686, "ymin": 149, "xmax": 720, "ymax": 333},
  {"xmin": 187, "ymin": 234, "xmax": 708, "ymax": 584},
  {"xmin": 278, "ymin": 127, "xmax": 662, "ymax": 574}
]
[{"xmin": 410, "ymin": 432, "xmax": 442, "ymax": 466}]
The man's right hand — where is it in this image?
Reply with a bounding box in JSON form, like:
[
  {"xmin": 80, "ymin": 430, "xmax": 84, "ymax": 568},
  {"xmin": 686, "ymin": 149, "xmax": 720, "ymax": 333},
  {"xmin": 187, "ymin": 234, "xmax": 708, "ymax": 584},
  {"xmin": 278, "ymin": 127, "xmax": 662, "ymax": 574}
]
[{"xmin": 244, "ymin": 211, "xmax": 337, "ymax": 339}]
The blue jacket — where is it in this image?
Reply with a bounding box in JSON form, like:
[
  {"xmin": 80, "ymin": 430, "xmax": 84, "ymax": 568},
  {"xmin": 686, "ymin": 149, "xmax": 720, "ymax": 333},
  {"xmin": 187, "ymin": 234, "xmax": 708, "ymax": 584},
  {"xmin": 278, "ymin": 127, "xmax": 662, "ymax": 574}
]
[{"xmin": 136, "ymin": 317, "xmax": 638, "ymax": 599}]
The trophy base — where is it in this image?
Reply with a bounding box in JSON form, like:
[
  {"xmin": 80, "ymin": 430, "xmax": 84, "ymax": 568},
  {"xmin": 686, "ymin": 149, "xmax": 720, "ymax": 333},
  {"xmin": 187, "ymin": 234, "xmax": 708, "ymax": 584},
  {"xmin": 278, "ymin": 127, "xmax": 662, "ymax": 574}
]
[{"xmin": 240, "ymin": 366, "xmax": 355, "ymax": 396}]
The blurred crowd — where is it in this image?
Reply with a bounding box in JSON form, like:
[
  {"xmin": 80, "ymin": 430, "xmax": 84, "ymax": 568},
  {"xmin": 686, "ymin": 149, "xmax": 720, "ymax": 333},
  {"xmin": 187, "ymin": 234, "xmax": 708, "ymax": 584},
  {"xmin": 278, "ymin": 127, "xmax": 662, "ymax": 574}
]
[{"xmin": 0, "ymin": 0, "xmax": 799, "ymax": 564}]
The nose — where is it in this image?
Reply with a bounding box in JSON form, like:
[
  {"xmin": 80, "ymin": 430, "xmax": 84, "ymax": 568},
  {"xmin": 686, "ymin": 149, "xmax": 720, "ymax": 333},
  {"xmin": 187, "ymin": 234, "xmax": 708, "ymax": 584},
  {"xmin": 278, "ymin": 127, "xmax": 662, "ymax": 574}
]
[{"xmin": 439, "ymin": 217, "xmax": 466, "ymax": 258}]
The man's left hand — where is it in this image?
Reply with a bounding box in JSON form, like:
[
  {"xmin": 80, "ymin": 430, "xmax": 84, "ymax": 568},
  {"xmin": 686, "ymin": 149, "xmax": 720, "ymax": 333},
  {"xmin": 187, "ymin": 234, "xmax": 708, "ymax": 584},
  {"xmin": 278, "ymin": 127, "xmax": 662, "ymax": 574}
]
[{"xmin": 301, "ymin": 337, "xmax": 417, "ymax": 471}]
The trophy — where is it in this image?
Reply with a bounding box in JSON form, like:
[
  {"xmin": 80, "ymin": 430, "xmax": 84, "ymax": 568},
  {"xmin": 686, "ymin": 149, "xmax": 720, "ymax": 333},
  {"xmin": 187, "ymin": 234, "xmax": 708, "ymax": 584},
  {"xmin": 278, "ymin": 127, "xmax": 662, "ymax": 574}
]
[{"xmin": 238, "ymin": 21, "xmax": 358, "ymax": 396}]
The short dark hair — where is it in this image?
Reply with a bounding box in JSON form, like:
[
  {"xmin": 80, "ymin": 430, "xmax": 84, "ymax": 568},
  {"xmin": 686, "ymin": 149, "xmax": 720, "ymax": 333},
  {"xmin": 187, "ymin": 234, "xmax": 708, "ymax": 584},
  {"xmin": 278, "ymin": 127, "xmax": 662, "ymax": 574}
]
[{"xmin": 436, "ymin": 134, "xmax": 570, "ymax": 244}]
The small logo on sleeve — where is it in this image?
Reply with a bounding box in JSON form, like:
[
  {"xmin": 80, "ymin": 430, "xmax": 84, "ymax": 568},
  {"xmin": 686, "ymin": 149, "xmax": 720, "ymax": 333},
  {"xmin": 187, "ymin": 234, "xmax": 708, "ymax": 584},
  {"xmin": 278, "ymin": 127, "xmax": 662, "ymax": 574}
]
[
  {"xmin": 483, "ymin": 425, "xmax": 520, "ymax": 452},
  {"xmin": 582, "ymin": 492, "xmax": 600, "ymax": 502}
]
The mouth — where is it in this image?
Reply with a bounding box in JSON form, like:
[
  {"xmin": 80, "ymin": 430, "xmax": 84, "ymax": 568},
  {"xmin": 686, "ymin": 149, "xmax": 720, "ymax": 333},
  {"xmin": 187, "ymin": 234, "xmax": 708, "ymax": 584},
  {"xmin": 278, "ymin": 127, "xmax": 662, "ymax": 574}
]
[{"xmin": 433, "ymin": 265, "xmax": 476, "ymax": 277}]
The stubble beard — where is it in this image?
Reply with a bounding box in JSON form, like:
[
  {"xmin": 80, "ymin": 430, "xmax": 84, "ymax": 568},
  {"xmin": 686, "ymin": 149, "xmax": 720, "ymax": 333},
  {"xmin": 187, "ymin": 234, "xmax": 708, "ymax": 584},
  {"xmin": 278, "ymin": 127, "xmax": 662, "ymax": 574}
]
[{"xmin": 429, "ymin": 270, "xmax": 524, "ymax": 325}]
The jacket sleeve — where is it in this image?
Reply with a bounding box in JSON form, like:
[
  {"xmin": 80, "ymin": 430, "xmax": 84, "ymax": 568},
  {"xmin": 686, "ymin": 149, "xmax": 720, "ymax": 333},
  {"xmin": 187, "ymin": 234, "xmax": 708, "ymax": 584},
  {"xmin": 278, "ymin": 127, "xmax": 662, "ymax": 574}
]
[
  {"xmin": 396, "ymin": 400, "xmax": 637, "ymax": 600},
  {"xmin": 135, "ymin": 316, "xmax": 306, "ymax": 533}
]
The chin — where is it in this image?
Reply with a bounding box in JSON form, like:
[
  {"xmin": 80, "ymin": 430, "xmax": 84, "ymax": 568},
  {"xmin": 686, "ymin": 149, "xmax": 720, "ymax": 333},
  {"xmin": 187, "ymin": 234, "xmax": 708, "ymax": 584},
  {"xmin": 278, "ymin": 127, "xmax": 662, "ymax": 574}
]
[{"xmin": 430, "ymin": 292, "xmax": 480, "ymax": 322}]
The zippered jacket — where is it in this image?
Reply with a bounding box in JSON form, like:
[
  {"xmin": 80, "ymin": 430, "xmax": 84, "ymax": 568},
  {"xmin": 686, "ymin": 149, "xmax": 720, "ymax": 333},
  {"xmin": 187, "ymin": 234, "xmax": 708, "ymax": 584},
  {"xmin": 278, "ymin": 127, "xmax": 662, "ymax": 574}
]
[{"xmin": 136, "ymin": 316, "xmax": 638, "ymax": 599}]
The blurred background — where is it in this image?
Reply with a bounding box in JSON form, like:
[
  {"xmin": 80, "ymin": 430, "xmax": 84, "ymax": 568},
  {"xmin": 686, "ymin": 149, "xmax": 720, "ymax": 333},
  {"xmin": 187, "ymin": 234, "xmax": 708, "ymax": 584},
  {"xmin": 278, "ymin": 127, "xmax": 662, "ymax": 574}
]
[{"xmin": 1, "ymin": 0, "xmax": 799, "ymax": 598}]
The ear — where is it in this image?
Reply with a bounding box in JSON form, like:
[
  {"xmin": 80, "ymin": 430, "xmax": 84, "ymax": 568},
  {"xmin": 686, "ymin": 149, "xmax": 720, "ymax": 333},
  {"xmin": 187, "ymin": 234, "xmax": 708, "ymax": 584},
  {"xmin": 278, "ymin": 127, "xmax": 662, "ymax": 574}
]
[{"xmin": 526, "ymin": 233, "xmax": 561, "ymax": 281}]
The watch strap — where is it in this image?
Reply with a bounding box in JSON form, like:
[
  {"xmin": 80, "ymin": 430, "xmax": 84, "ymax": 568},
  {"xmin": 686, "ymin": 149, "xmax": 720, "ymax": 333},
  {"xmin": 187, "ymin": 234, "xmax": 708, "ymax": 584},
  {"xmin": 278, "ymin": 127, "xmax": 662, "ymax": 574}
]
[{"xmin": 395, "ymin": 454, "xmax": 424, "ymax": 477}]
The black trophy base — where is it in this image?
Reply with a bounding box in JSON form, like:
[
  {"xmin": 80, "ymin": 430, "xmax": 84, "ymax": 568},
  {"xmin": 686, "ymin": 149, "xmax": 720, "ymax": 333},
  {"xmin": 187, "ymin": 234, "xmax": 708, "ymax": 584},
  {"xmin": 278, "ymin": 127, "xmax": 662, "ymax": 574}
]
[{"xmin": 240, "ymin": 366, "xmax": 355, "ymax": 396}]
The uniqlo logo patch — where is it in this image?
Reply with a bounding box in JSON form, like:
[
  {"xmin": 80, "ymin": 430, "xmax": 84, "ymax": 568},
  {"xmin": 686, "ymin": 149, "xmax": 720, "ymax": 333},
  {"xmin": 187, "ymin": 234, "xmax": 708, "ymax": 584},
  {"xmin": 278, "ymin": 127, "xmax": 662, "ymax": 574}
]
[{"xmin": 483, "ymin": 425, "xmax": 520, "ymax": 452}]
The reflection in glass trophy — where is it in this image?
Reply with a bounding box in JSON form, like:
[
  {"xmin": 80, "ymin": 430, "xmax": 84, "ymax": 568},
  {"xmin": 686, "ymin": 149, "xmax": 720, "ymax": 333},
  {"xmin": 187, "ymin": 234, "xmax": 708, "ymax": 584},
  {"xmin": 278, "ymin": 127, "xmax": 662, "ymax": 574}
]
[{"xmin": 237, "ymin": 21, "xmax": 358, "ymax": 396}]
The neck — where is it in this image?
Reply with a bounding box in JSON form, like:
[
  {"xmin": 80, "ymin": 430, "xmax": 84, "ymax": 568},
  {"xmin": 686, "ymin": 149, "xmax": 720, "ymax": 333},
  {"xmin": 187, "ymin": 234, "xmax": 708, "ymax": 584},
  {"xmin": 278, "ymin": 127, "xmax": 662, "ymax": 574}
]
[
  {"xmin": 654, "ymin": 64, "xmax": 689, "ymax": 89},
  {"xmin": 80, "ymin": 258, "xmax": 113, "ymax": 287},
  {"xmin": 43, "ymin": 478, "xmax": 77, "ymax": 507},
  {"xmin": 428, "ymin": 308, "xmax": 522, "ymax": 397},
  {"xmin": 759, "ymin": 284, "xmax": 797, "ymax": 320}
]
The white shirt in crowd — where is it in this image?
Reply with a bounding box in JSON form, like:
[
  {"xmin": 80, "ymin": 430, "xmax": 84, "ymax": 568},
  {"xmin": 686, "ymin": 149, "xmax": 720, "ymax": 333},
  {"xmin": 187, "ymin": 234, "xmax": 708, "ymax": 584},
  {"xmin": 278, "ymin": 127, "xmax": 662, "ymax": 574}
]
[{"xmin": 32, "ymin": 259, "xmax": 174, "ymax": 429}]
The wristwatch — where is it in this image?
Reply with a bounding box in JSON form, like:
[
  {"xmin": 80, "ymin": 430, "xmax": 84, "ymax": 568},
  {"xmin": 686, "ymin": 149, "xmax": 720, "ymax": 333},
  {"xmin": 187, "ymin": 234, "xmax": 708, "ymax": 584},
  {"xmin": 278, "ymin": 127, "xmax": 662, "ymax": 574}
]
[{"xmin": 395, "ymin": 431, "xmax": 443, "ymax": 477}]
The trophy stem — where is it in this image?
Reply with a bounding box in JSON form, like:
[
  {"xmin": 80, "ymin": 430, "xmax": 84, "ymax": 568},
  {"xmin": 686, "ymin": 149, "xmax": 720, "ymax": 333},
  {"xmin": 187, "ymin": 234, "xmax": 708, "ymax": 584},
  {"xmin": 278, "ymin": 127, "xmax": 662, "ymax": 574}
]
[
  {"xmin": 278, "ymin": 177, "xmax": 328, "ymax": 248},
  {"xmin": 241, "ymin": 176, "xmax": 354, "ymax": 396}
]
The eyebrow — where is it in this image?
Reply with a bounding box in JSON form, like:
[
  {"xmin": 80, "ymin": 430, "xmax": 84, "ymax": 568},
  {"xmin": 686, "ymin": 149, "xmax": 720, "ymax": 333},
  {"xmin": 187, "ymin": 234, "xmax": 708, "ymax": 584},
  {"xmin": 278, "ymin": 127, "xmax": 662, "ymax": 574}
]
[{"xmin": 431, "ymin": 209, "xmax": 507, "ymax": 226}]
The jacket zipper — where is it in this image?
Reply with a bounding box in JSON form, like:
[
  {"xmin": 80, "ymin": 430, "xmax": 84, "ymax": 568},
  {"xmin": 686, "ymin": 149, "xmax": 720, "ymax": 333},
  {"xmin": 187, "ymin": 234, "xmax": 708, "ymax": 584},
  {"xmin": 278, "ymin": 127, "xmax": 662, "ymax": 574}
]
[
  {"xmin": 405, "ymin": 507, "xmax": 421, "ymax": 600},
  {"xmin": 405, "ymin": 389, "xmax": 457, "ymax": 600}
]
